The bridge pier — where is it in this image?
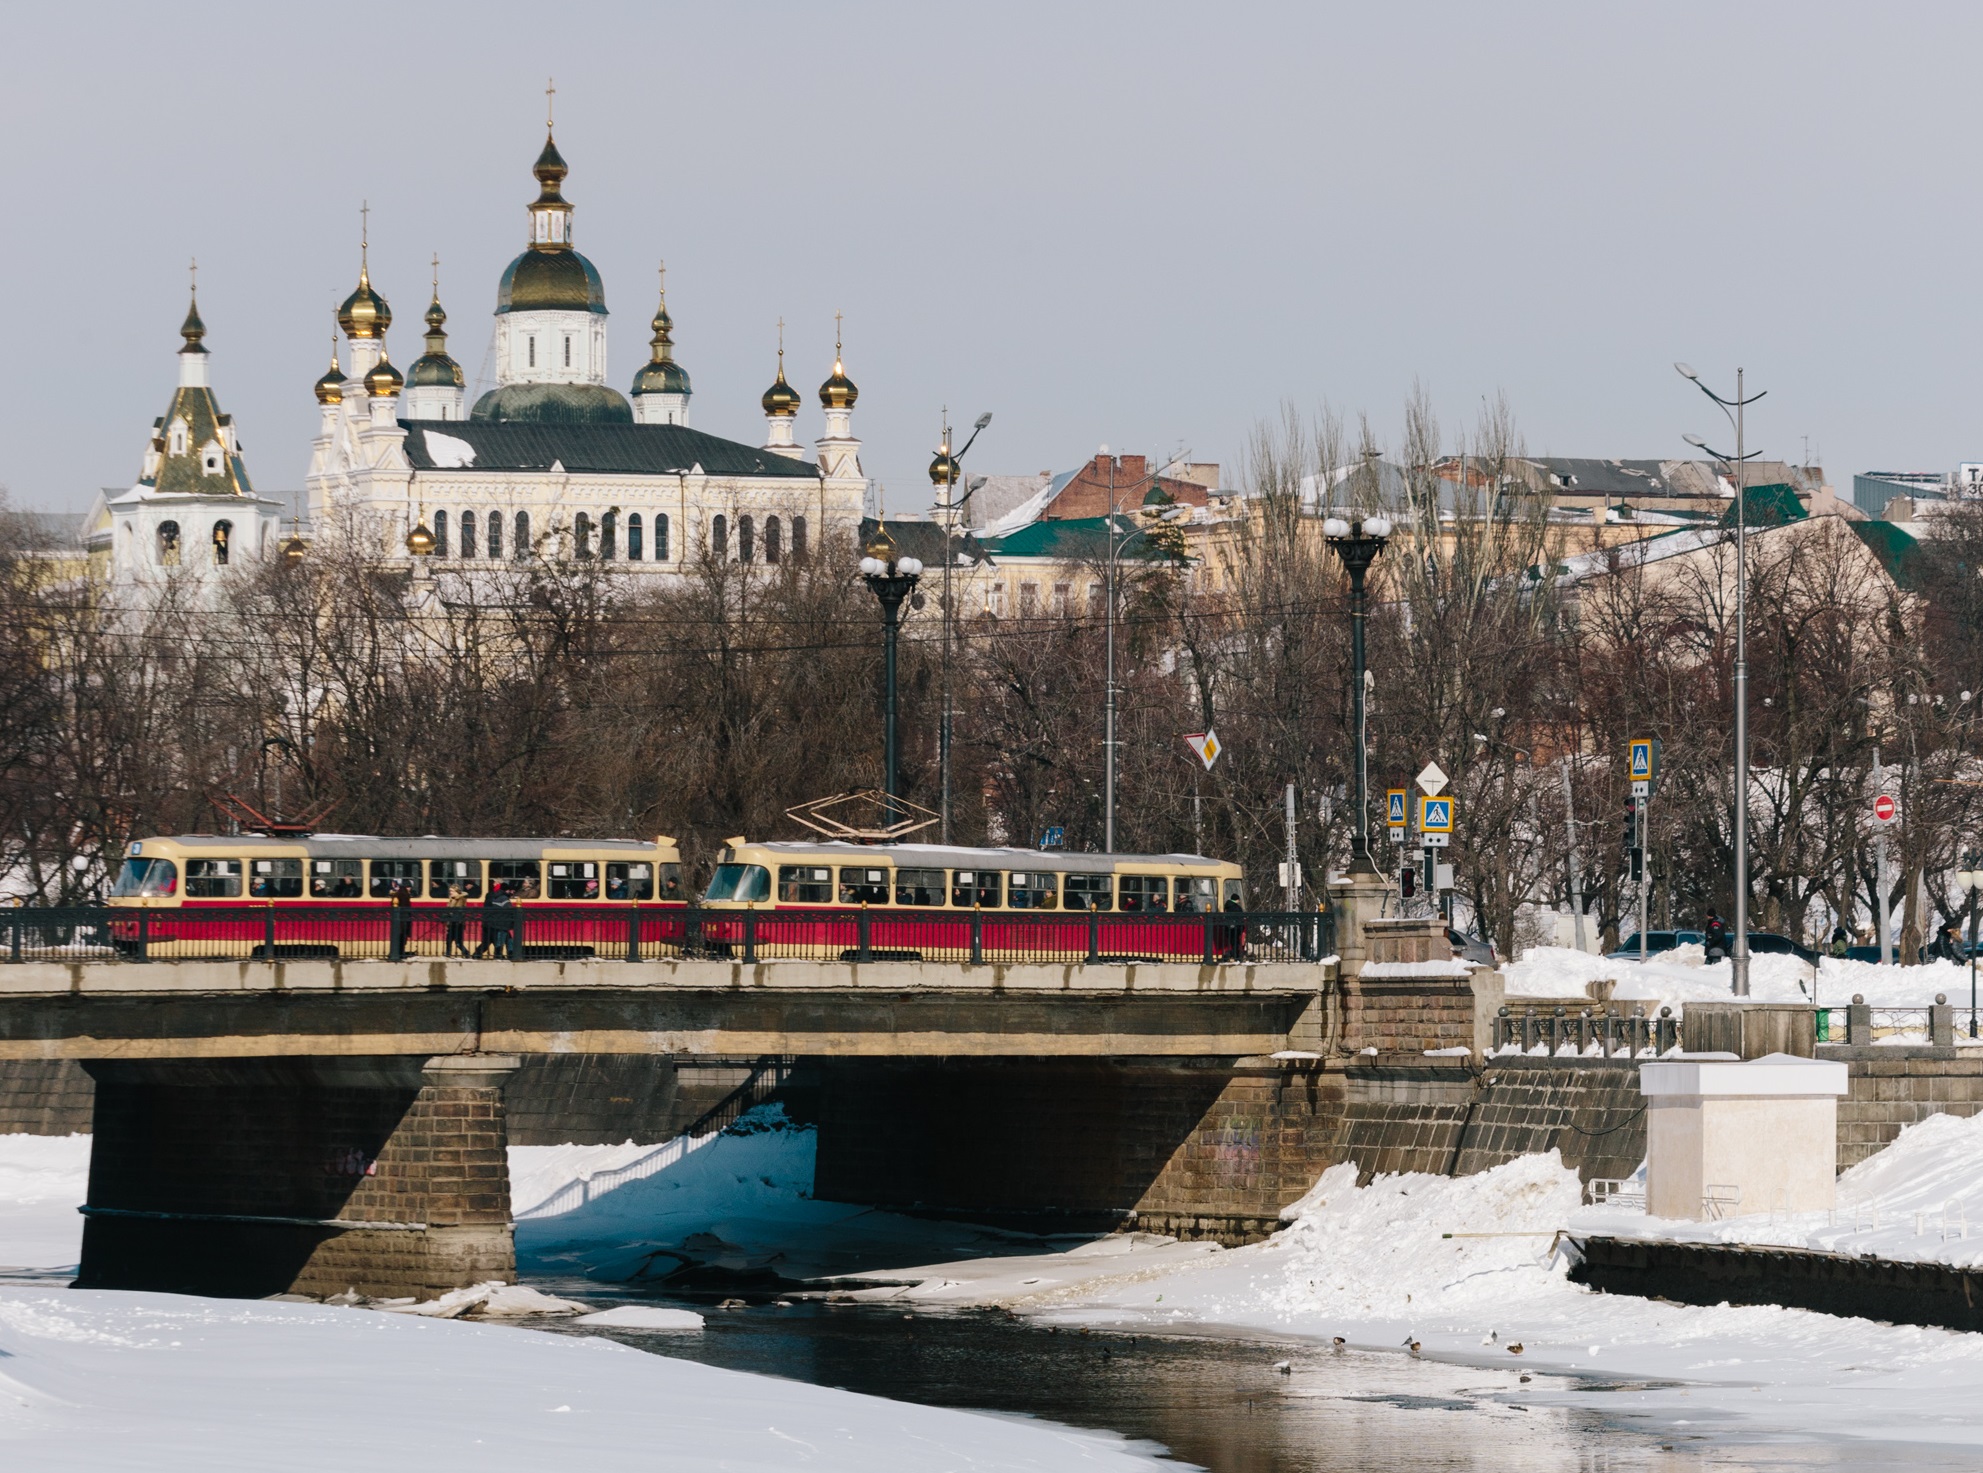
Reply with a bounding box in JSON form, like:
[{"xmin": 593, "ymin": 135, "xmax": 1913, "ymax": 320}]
[{"xmin": 78, "ymin": 1054, "xmax": 518, "ymax": 1301}]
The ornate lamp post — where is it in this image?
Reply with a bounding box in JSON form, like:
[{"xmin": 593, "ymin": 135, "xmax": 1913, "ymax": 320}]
[
  {"xmin": 1323, "ymin": 513, "xmax": 1393, "ymax": 874},
  {"xmin": 930, "ymin": 410, "xmax": 993, "ymax": 844},
  {"xmin": 859, "ymin": 527, "xmax": 923, "ymax": 815}
]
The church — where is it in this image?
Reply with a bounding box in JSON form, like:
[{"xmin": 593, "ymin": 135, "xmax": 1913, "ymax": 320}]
[{"xmin": 305, "ymin": 125, "xmax": 869, "ymax": 572}]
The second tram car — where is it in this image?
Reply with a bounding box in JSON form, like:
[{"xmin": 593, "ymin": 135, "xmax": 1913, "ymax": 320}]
[{"xmin": 696, "ymin": 840, "xmax": 1246, "ymax": 962}]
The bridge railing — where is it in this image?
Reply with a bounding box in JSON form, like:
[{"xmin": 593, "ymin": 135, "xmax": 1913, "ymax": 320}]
[{"xmin": 0, "ymin": 903, "xmax": 1337, "ymax": 967}]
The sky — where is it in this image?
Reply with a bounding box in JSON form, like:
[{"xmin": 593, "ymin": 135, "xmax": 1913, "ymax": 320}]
[{"xmin": 5, "ymin": 1, "xmax": 1981, "ymax": 516}]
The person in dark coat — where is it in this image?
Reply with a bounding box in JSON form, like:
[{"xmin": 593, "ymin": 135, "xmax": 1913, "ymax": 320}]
[
  {"xmin": 1704, "ymin": 910, "xmax": 1730, "ymax": 963},
  {"xmin": 478, "ymin": 884, "xmax": 519, "ymax": 961},
  {"xmin": 389, "ymin": 878, "xmax": 414, "ymax": 959}
]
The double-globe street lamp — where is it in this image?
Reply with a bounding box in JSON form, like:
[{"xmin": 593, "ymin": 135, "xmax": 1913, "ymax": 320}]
[
  {"xmin": 1677, "ymin": 362, "xmax": 1767, "ymax": 997},
  {"xmin": 929, "ymin": 411, "xmax": 994, "ymax": 844},
  {"xmin": 1323, "ymin": 513, "xmax": 1394, "ymax": 874},
  {"xmin": 859, "ymin": 528, "xmax": 924, "ymax": 819}
]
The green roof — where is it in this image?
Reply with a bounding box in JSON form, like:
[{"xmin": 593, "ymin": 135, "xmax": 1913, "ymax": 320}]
[
  {"xmin": 1720, "ymin": 482, "xmax": 1807, "ymax": 529},
  {"xmin": 980, "ymin": 515, "xmax": 1159, "ymax": 560},
  {"xmin": 1851, "ymin": 519, "xmax": 1925, "ymax": 590}
]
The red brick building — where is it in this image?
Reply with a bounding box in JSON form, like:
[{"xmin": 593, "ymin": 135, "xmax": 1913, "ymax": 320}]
[{"xmin": 1040, "ymin": 453, "xmax": 1217, "ymax": 520}]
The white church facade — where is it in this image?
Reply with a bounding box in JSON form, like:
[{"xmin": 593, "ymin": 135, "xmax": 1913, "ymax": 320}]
[{"xmin": 304, "ymin": 128, "xmax": 869, "ymax": 572}]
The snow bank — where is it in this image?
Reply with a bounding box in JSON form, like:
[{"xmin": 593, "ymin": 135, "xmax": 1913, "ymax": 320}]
[
  {"xmin": 372, "ymin": 1281, "xmax": 588, "ymax": 1318},
  {"xmin": 1507, "ymin": 943, "xmax": 1968, "ymax": 1011},
  {"xmin": 574, "ymin": 1304, "xmax": 705, "ymax": 1330},
  {"xmin": 0, "ymin": 1132, "xmax": 88, "ymax": 1271},
  {"xmin": 0, "ymin": 1288, "xmax": 1167, "ymax": 1470}
]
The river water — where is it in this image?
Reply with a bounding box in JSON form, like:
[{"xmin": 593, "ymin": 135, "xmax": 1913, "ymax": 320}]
[{"xmin": 534, "ymin": 1292, "xmax": 1969, "ymax": 1472}]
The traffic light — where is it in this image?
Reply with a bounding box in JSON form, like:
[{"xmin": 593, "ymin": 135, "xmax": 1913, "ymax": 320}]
[
  {"xmin": 1622, "ymin": 795, "xmax": 1639, "ymax": 851},
  {"xmin": 1400, "ymin": 863, "xmax": 1416, "ymax": 898},
  {"xmin": 1628, "ymin": 847, "xmax": 1644, "ymax": 882}
]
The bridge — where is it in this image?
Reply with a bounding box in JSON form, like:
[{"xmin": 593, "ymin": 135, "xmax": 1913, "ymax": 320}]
[{"xmin": 0, "ymin": 885, "xmax": 1514, "ymax": 1301}]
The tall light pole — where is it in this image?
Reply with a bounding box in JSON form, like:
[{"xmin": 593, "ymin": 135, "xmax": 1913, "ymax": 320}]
[
  {"xmin": 859, "ymin": 527, "xmax": 923, "ymax": 820},
  {"xmin": 1677, "ymin": 363, "xmax": 1767, "ymax": 996},
  {"xmin": 930, "ymin": 411, "xmax": 993, "ymax": 844},
  {"xmin": 1324, "ymin": 514, "xmax": 1393, "ymax": 873}
]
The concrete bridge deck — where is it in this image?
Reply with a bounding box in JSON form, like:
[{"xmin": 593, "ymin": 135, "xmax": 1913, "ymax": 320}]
[{"xmin": 0, "ymin": 957, "xmax": 1331, "ymax": 1060}]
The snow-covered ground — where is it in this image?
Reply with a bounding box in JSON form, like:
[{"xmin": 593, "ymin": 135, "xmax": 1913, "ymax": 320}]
[
  {"xmin": 0, "ymin": 1133, "xmax": 87, "ymax": 1273},
  {"xmin": 0, "ymin": 1288, "xmax": 1169, "ymax": 1470},
  {"xmin": 1506, "ymin": 943, "xmax": 1979, "ymax": 1014}
]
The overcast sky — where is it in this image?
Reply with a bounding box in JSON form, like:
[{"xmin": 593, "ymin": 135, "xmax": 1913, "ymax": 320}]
[{"xmin": 6, "ymin": 1, "xmax": 1980, "ymax": 515}]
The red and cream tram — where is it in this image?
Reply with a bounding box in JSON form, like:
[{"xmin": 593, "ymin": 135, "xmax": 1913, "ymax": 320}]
[
  {"xmin": 106, "ymin": 834, "xmax": 685, "ymax": 959},
  {"xmin": 696, "ymin": 839, "xmax": 1246, "ymax": 962}
]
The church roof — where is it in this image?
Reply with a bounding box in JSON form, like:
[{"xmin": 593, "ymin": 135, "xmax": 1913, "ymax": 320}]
[{"xmin": 400, "ymin": 420, "xmax": 822, "ymax": 481}]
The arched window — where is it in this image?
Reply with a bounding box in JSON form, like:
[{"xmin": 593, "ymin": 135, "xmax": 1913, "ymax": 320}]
[
  {"xmin": 461, "ymin": 510, "xmax": 476, "ymax": 559},
  {"xmin": 600, "ymin": 511, "xmax": 617, "ymax": 561},
  {"xmin": 168, "ymin": 421, "xmax": 188, "ymax": 456},
  {"xmin": 627, "ymin": 513, "xmax": 643, "ymax": 562},
  {"xmin": 655, "ymin": 512, "xmax": 670, "ymax": 562},
  {"xmin": 211, "ymin": 520, "xmax": 232, "ymax": 566},
  {"xmin": 157, "ymin": 520, "xmax": 181, "ymax": 566},
  {"xmin": 574, "ymin": 513, "xmax": 592, "ymax": 560},
  {"xmin": 434, "ymin": 509, "xmax": 449, "ymax": 558},
  {"xmin": 739, "ymin": 514, "xmax": 755, "ymax": 564},
  {"xmin": 488, "ymin": 511, "xmax": 503, "ymax": 560},
  {"xmin": 791, "ymin": 515, "xmax": 808, "ymax": 563},
  {"xmin": 764, "ymin": 516, "xmax": 782, "ymax": 565},
  {"xmin": 513, "ymin": 510, "xmax": 530, "ymax": 560},
  {"xmin": 711, "ymin": 515, "xmax": 727, "ymax": 558},
  {"xmin": 527, "ymin": 336, "xmax": 536, "ymax": 369},
  {"xmin": 563, "ymin": 336, "xmax": 572, "ymax": 368}
]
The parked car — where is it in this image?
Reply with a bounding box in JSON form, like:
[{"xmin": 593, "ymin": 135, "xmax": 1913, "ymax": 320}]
[
  {"xmin": 1448, "ymin": 928, "xmax": 1496, "ymax": 965},
  {"xmin": 1745, "ymin": 931, "xmax": 1820, "ymax": 966},
  {"xmin": 1606, "ymin": 929, "xmax": 1703, "ymax": 961},
  {"xmin": 1844, "ymin": 945, "xmax": 1884, "ymax": 963}
]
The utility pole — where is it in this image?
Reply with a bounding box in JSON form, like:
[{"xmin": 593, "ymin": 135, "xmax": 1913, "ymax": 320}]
[
  {"xmin": 1559, "ymin": 760, "xmax": 1587, "ymax": 952},
  {"xmin": 1874, "ymin": 746, "xmax": 1892, "ymax": 966},
  {"xmin": 1104, "ymin": 456, "xmax": 1119, "ymax": 852},
  {"xmin": 929, "ymin": 411, "xmax": 992, "ymax": 845},
  {"xmin": 1283, "ymin": 782, "xmax": 1301, "ymax": 913}
]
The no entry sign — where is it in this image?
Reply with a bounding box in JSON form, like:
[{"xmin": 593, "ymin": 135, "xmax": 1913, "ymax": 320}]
[{"xmin": 1873, "ymin": 794, "xmax": 1897, "ymax": 825}]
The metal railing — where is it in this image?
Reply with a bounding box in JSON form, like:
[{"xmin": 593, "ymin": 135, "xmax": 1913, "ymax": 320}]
[
  {"xmin": 1817, "ymin": 1002, "xmax": 1958, "ymax": 1047},
  {"xmin": 1490, "ymin": 1005, "xmax": 1677, "ymax": 1057},
  {"xmin": 0, "ymin": 903, "xmax": 1336, "ymax": 968}
]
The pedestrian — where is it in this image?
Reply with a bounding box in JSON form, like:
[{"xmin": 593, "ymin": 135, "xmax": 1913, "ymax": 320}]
[
  {"xmin": 472, "ymin": 884, "xmax": 502, "ymax": 959},
  {"xmin": 444, "ymin": 882, "xmax": 469, "ymax": 957},
  {"xmin": 1829, "ymin": 923, "xmax": 1850, "ymax": 958},
  {"xmin": 480, "ymin": 884, "xmax": 519, "ymax": 961},
  {"xmin": 1939, "ymin": 923, "xmax": 1966, "ymax": 964},
  {"xmin": 1704, "ymin": 909, "xmax": 1730, "ymax": 963},
  {"xmin": 389, "ymin": 877, "xmax": 413, "ymax": 959}
]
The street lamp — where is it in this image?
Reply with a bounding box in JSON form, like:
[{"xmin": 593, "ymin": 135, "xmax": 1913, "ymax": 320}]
[
  {"xmin": 1958, "ymin": 858, "xmax": 1983, "ymax": 1038},
  {"xmin": 1676, "ymin": 362, "xmax": 1767, "ymax": 996},
  {"xmin": 1323, "ymin": 513, "xmax": 1393, "ymax": 873},
  {"xmin": 930, "ymin": 411, "xmax": 993, "ymax": 844},
  {"xmin": 859, "ymin": 526, "xmax": 923, "ymax": 818}
]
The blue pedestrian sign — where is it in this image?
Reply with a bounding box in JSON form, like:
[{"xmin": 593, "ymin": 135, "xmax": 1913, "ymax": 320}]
[
  {"xmin": 1387, "ymin": 789, "xmax": 1407, "ymax": 826},
  {"xmin": 1419, "ymin": 795, "xmax": 1453, "ymax": 847},
  {"xmin": 1039, "ymin": 826, "xmax": 1066, "ymax": 849},
  {"xmin": 1629, "ymin": 737, "xmax": 1661, "ymax": 798}
]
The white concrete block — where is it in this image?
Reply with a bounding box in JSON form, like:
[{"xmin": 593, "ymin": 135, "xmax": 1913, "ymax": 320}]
[{"xmin": 1641, "ymin": 1053, "xmax": 1849, "ymax": 1221}]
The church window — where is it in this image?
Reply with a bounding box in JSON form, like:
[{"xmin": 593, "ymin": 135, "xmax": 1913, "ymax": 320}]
[
  {"xmin": 489, "ymin": 511, "xmax": 505, "ymax": 560},
  {"xmin": 711, "ymin": 515, "xmax": 727, "ymax": 559},
  {"xmin": 157, "ymin": 521, "xmax": 181, "ymax": 567},
  {"xmin": 738, "ymin": 515, "xmax": 755, "ymax": 564},
  {"xmin": 600, "ymin": 511, "xmax": 617, "ymax": 561},
  {"xmin": 627, "ymin": 513, "xmax": 643, "ymax": 561},
  {"xmin": 1020, "ymin": 582, "xmax": 1038, "ymax": 616},
  {"xmin": 169, "ymin": 422, "xmax": 188, "ymax": 456},
  {"xmin": 655, "ymin": 513, "xmax": 670, "ymax": 562},
  {"xmin": 791, "ymin": 516, "xmax": 808, "ymax": 563},
  {"xmin": 764, "ymin": 516, "xmax": 781, "ymax": 565},
  {"xmin": 212, "ymin": 521, "xmax": 232, "ymax": 566},
  {"xmin": 574, "ymin": 513, "xmax": 592, "ymax": 560},
  {"xmin": 528, "ymin": 336, "xmax": 536, "ymax": 369},
  {"xmin": 434, "ymin": 510, "xmax": 448, "ymax": 558},
  {"xmin": 202, "ymin": 445, "xmax": 222, "ymax": 476},
  {"xmin": 513, "ymin": 511, "xmax": 530, "ymax": 560},
  {"xmin": 460, "ymin": 511, "xmax": 476, "ymax": 559},
  {"xmin": 563, "ymin": 336, "xmax": 572, "ymax": 368}
]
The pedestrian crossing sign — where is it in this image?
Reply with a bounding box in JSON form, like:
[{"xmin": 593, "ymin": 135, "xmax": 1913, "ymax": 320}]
[
  {"xmin": 1420, "ymin": 795, "xmax": 1453, "ymax": 833},
  {"xmin": 1387, "ymin": 789, "xmax": 1407, "ymax": 825},
  {"xmin": 1629, "ymin": 738, "xmax": 1658, "ymax": 781}
]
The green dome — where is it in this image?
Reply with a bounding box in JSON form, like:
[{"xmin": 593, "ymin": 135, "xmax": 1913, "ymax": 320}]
[
  {"xmin": 633, "ymin": 359, "xmax": 690, "ymax": 396},
  {"xmin": 409, "ymin": 351, "xmax": 463, "ymax": 388},
  {"xmin": 470, "ymin": 382, "xmax": 632, "ymax": 424},
  {"xmin": 497, "ymin": 249, "xmax": 607, "ymax": 315}
]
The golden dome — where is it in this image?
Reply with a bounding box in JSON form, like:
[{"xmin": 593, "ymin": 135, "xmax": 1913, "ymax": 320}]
[
  {"xmin": 314, "ymin": 325, "xmax": 344, "ymax": 404},
  {"xmin": 281, "ymin": 535, "xmax": 307, "ymax": 565},
  {"xmin": 819, "ymin": 355, "xmax": 858, "ymax": 410},
  {"xmin": 365, "ymin": 353, "xmax": 403, "ymax": 397},
  {"xmin": 408, "ymin": 287, "xmax": 463, "ymax": 389},
  {"xmin": 339, "ymin": 265, "xmax": 391, "ymax": 341},
  {"xmin": 406, "ymin": 519, "xmax": 436, "ymax": 557},
  {"xmin": 631, "ymin": 266, "xmax": 691, "ymax": 398},
  {"xmin": 179, "ymin": 293, "xmax": 207, "ymax": 355},
  {"xmin": 762, "ymin": 363, "xmax": 801, "ymax": 417},
  {"xmin": 863, "ymin": 523, "xmax": 896, "ymax": 561},
  {"xmin": 929, "ymin": 446, "xmax": 960, "ymax": 488}
]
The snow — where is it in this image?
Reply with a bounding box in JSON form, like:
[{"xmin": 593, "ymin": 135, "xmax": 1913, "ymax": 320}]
[
  {"xmin": 1506, "ymin": 943, "xmax": 1977, "ymax": 1012},
  {"xmin": 1358, "ymin": 959, "xmax": 1476, "ymax": 978},
  {"xmin": 0, "ymin": 1288, "xmax": 1167, "ymax": 1470},
  {"xmin": 573, "ymin": 1304, "xmax": 705, "ymax": 1330},
  {"xmin": 978, "ymin": 477, "xmax": 1058, "ymax": 535},
  {"xmin": 371, "ymin": 1281, "xmax": 588, "ymax": 1318},
  {"xmin": 422, "ymin": 429, "xmax": 476, "ymax": 468},
  {"xmin": 0, "ymin": 1133, "xmax": 88, "ymax": 1271}
]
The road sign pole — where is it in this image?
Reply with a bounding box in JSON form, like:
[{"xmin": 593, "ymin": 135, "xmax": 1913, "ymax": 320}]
[{"xmin": 1638, "ymin": 792, "xmax": 1649, "ymax": 965}]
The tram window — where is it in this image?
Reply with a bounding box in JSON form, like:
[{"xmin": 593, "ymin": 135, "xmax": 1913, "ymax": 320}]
[
  {"xmin": 950, "ymin": 870, "xmax": 1002, "ymax": 908},
  {"xmin": 1175, "ymin": 876, "xmax": 1216, "ymax": 914},
  {"xmin": 1007, "ymin": 872, "xmax": 1058, "ymax": 910},
  {"xmin": 110, "ymin": 857, "xmax": 177, "ymax": 898},
  {"xmin": 548, "ymin": 861, "xmax": 600, "ymax": 900},
  {"xmin": 249, "ymin": 858, "xmax": 303, "ymax": 899},
  {"xmin": 838, "ymin": 867, "xmax": 890, "ymax": 905},
  {"xmin": 660, "ymin": 862, "xmax": 682, "ymax": 899},
  {"xmin": 368, "ymin": 860, "xmax": 422, "ymax": 898},
  {"xmin": 489, "ymin": 860, "xmax": 542, "ymax": 899},
  {"xmin": 605, "ymin": 862, "xmax": 652, "ymax": 900},
  {"xmin": 310, "ymin": 859, "xmax": 362, "ymax": 898},
  {"xmin": 1222, "ymin": 878, "xmax": 1245, "ymax": 910},
  {"xmin": 894, "ymin": 868, "xmax": 945, "ymax": 907},
  {"xmin": 1064, "ymin": 873, "xmax": 1114, "ymax": 911},
  {"xmin": 704, "ymin": 864, "xmax": 769, "ymax": 902},
  {"xmin": 183, "ymin": 859, "xmax": 242, "ymax": 897},
  {"xmin": 427, "ymin": 859, "xmax": 482, "ymax": 898},
  {"xmin": 779, "ymin": 866, "xmax": 833, "ymax": 903},
  {"xmin": 1119, "ymin": 875, "xmax": 1169, "ymax": 913}
]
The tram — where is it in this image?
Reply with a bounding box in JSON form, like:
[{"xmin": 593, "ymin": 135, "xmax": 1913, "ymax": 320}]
[
  {"xmin": 696, "ymin": 839, "xmax": 1245, "ymax": 962},
  {"xmin": 105, "ymin": 833, "xmax": 685, "ymax": 958}
]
